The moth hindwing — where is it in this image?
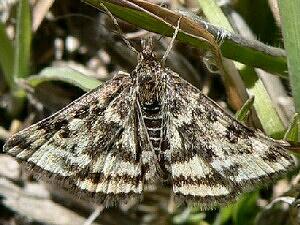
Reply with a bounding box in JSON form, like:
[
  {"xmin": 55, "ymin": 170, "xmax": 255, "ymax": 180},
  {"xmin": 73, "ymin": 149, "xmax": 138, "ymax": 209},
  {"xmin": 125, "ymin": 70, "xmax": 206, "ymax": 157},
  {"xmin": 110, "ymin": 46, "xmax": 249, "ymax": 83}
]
[{"xmin": 4, "ymin": 40, "xmax": 295, "ymax": 209}]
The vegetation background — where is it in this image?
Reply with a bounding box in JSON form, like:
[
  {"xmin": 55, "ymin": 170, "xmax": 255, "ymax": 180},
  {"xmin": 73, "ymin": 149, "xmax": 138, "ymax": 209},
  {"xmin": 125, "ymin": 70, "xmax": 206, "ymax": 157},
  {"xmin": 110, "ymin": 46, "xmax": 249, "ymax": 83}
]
[{"xmin": 0, "ymin": 0, "xmax": 299, "ymax": 224}]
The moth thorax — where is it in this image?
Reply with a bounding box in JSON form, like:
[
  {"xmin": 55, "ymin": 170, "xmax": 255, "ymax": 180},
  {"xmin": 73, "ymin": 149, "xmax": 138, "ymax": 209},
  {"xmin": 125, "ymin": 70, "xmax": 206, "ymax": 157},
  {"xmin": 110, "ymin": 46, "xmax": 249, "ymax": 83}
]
[{"xmin": 138, "ymin": 76, "xmax": 162, "ymax": 104}]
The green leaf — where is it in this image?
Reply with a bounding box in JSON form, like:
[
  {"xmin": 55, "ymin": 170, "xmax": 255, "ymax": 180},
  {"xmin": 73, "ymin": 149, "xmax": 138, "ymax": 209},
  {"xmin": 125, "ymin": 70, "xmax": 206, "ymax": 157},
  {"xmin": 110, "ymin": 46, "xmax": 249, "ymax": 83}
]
[
  {"xmin": 232, "ymin": 192, "xmax": 260, "ymax": 225},
  {"xmin": 284, "ymin": 113, "xmax": 299, "ymax": 142},
  {"xmin": 278, "ymin": 0, "xmax": 300, "ymax": 112},
  {"xmin": 0, "ymin": 22, "xmax": 14, "ymax": 88},
  {"xmin": 25, "ymin": 67, "xmax": 102, "ymax": 92},
  {"xmin": 213, "ymin": 205, "xmax": 234, "ymax": 225},
  {"xmin": 235, "ymin": 96, "xmax": 254, "ymax": 122}
]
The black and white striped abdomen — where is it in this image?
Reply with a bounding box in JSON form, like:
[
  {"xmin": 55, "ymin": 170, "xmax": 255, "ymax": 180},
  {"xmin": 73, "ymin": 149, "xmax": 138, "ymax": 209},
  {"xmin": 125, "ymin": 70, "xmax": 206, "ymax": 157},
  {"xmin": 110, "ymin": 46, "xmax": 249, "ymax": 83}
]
[{"xmin": 141, "ymin": 102, "xmax": 163, "ymax": 153}]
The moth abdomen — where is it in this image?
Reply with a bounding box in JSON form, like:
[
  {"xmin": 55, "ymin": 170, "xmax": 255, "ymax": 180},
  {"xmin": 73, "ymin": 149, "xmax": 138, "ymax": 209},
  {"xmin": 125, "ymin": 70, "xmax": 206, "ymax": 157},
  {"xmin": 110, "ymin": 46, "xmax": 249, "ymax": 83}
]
[{"xmin": 141, "ymin": 101, "xmax": 164, "ymax": 153}]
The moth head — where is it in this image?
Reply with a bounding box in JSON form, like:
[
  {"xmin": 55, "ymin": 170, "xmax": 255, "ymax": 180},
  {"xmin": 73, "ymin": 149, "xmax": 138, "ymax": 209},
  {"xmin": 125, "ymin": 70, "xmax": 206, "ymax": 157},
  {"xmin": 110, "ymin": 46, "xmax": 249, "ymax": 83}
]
[{"xmin": 140, "ymin": 37, "xmax": 156, "ymax": 61}]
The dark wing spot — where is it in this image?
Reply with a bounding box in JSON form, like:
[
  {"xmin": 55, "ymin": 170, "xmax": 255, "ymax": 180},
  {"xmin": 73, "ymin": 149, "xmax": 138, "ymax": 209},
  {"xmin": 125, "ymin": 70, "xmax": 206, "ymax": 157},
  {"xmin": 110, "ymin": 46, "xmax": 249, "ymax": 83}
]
[
  {"xmin": 199, "ymin": 142, "xmax": 217, "ymax": 162},
  {"xmin": 38, "ymin": 118, "xmax": 69, "ymax": 135},
  {"xmin": 53, "ymin": 118, "xmax": 69, "ymax": 130},
  {"xmin": 222, "ymin": 164, "xmax": 240, "ymax": 177},
  {"xmin": 225, "ymin": 130, "xmax": 239, "ymax": 143},
  {"xmin": 262, "ymin": 146, "xmax": 287, "ymax": 162},
  {"xmin": 226, "ymin": 123, "xmax": 242, "ymax": 143},
  {"xmin": 5, "ymin": 133, "xmax": 28, "ymax": 149},
  {"xmin": 173, "ymin": 172, "xmax": 228, "ymax": 187},
  {"xmin": 70, "ymin": 143, "xmax": 77, "ymax": 154},
  {"xmin": 73, "ymin": 105, "xmax": 90, "ymax": 119},
  {"xmin": 83, "ymin": 172, "xmax": 142, "ymax": 187},
  {"xmin": 207, "ymin": 110, "xmax": 219, "ymax": 122},
  {"xmin": 59, "ymin": 127, "xmax": 71, "ymax": 138}
]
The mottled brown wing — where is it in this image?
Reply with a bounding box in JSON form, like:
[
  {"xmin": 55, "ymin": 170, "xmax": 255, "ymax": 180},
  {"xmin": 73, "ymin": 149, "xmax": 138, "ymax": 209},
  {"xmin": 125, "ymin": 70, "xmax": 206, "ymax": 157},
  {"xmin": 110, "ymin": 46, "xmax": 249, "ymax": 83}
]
[
  {"xmin": 73, "ymin": 99, "xmax": 162, "ymax": 206},
  {"xmin": 4, "ymin": 72, "xmax": 156, "ymax": 205},
  {"xmin": 164, "ymin": 69, "xmax": 295, "ymax": 209}
]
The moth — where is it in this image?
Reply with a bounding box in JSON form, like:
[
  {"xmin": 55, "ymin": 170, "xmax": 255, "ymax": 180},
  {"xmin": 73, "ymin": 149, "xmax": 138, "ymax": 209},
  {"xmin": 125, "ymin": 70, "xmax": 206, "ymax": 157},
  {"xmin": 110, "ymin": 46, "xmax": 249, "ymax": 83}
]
[{"xmin": 3, "ymin": 37, "xmax": 295, "ymax": 209}]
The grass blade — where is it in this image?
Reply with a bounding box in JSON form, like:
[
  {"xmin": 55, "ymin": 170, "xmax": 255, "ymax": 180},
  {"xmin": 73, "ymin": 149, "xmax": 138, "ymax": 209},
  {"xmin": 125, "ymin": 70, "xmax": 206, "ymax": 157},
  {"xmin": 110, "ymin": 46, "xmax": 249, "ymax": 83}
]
[
  {"xmin": 0, "ymin": 22, "xmax": 14, "ymax": 88},
  {"xmin": 235, "ymin": 96, "xmax": 254, "ymax": 122},
  {"xmin": 284, "ymin": 113, "xmax": 299, "ymax": 142},
  {"xmin": 13, "ymin": 0, "xmax": 31, "ymax": 97},
  {"xmin": 278, "ymin": 1, "xmax": 300, "ymax": 112},
  {"xmin": 198, "ymin": 0, "xmax": 285, "ymax": 138},
  {"xmin": 83, "ymin": 0, "xmax": 288, "ymax": 77},
  {"xmin": 25, "ymin": 67, "xmax": 102, "ymax": 92},
  {"xmin": 8, "ymin": 0, "xmax": 32, "ymax": 116}
]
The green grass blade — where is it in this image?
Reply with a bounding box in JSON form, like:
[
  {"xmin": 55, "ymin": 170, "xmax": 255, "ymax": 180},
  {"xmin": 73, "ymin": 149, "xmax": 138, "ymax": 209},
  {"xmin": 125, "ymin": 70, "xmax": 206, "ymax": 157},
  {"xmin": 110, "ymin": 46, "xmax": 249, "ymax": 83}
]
[
  {"xmin": 239, "ymin": 67, "xmax": 285, "ymax": 138},
  {"xmin": 213, "ymin": 205, "xmax": 234, "ymax": 225},
  {"xmin": 284, "ymin": 113, "xmax": 299, "ymax": 142},
  {"xmin": 221, "ymin": 37, "xmax": 287, "ymax": 78},
  {"xmin": 197, "ymin": 0, "xmax": 233, "ymax": 31},
  {"xmin": 13, "ymin": 0, "xmax": 31, "ymax": 93},
  {"xmin": 83, "ymin": 0, "xmax": 288, "ymax": 77},
  {"xmin": 0, "ymin": 22, "xmax": 14, "ymax": 88},
  {"xmin": 198, "ymin": 0, "xmax": 285, "ymax": 138},
  {"xmin": 278, "ymin": 0, "xmax": 300, "ymax": 112},
  {"xmin": 9, "ymin": 0, "xmax": 32, "ymax": 116},
  {"xmin": 178, "ymin": 10, "xmax": 288, "ymax": 78},
  {"xmin": 235, "ymin": 96, "xmax": 254, "ymax": 122},
  {"xmin": 232, "ymin": 192, "xmax": 260, "ymax": 225},
  {"xmin": 25, "ymin": 67, "xmax": 102, "ymax": 92}
]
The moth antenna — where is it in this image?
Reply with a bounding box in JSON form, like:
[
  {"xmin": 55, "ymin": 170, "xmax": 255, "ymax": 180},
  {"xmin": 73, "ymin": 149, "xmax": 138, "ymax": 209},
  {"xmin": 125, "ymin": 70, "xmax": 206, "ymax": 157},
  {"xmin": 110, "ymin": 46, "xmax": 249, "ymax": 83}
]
[
  {"xmin": 161, "ymin": 16, "xmax": 182, "ymax": 66},
  {"xmin": 100, "ymin": 3, "xmax": 139, "ymax": 55}
]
